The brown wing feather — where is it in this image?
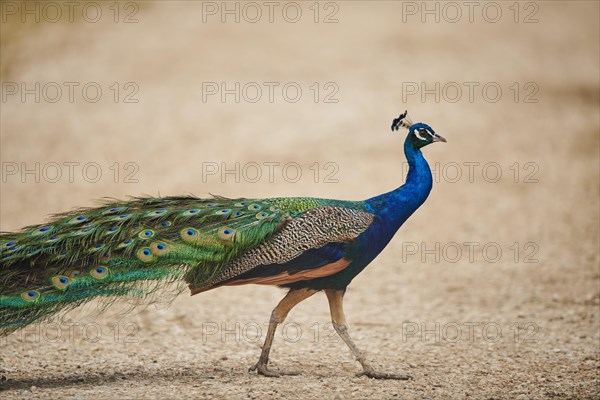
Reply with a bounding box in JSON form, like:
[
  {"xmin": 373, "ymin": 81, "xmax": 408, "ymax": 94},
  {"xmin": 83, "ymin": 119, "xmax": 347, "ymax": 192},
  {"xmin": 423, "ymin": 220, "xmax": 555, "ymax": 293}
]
[{"xmin": 190, "ymin": 206, "xmax": 373, "ymax": 294}]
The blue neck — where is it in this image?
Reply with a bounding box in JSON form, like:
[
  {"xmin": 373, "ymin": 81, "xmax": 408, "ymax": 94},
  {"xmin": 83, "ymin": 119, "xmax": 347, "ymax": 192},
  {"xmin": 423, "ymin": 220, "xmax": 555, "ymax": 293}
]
[
  {"xmin": 316, "ymin": 138, "xmax": 434, "ymax": 288},
  {"xmin": 365, "ymin": 140, "xmax": 433, "ymax": 231}
]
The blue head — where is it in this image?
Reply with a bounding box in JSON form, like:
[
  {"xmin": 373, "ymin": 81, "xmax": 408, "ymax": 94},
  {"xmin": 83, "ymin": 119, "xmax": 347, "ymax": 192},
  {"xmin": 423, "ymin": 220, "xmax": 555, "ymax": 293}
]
[{"xmin": 391, "ymin": 111, "xmax": 446, "ymax": 149}]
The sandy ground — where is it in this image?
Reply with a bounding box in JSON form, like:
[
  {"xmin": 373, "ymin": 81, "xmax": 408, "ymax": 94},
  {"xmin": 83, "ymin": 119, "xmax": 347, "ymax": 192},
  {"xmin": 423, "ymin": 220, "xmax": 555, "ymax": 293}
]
[{"xmin": 0, "ymin": 1, "xmax": 599, "ymax": 399}]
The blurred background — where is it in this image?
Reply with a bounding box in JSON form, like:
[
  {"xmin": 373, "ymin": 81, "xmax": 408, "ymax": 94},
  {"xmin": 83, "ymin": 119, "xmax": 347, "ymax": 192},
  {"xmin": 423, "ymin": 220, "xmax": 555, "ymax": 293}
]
[{"xmin": 1, "ymin": 1, "xmax": 598, "ymax": 398}]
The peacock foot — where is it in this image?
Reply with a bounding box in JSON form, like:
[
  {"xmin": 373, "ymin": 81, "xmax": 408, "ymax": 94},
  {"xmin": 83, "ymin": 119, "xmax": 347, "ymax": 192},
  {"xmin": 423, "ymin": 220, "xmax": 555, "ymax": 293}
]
[
  {"xmin": 249, "ymin": 362, "xmax": 300, "ymax": 377},
  {"xmin": 357, "ymin": 368, "xmax": 412, "ymax": 380}
]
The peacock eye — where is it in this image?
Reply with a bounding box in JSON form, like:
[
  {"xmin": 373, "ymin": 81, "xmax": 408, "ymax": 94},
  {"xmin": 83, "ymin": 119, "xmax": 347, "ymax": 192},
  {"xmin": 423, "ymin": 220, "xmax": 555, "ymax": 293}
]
[
  {"xmin": 139, "ymin": 229, "xmax": 155, "ymax": 239},
  {"xmin": 52, "ymin": 275, "xmax": 72, "ymax": 290},
  {"xmin": 150, "ymin": 242, "xmax": 170, "ymax": 255},
  {"xmin": 137, "ymin": 247, "xmax": 155, "ymax": 262},
  {"xmin": 217, "ymin": 227, "xmax": 236, "ymax": 241},
  {"xmin": 255, "ymin": 212, "xmax": 269, "ymax": 220},
  {"xmin": 103, "ymin": 207, "xmax": 125, "ymax": 215},
  {"xmin": 21, "ymin": 290, "xmax": 40, "ymax": 301},
  {"xmin": 91, "ymin": 266, "xmax": 109, "ymax": 279}
]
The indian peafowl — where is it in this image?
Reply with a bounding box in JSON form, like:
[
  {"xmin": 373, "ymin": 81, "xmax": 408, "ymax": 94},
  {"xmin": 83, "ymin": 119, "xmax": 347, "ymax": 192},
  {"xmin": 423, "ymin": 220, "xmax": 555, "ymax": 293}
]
[{"xmin": 0, "ymin": 111, "xmax": 445, "ymax": 380}]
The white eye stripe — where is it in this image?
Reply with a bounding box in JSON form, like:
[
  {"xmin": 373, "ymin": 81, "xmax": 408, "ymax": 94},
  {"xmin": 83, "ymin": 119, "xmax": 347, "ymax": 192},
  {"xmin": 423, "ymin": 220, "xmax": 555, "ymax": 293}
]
[{"xmin": 414, "ymin": 129, "xmax": 428, "ymax": 141}]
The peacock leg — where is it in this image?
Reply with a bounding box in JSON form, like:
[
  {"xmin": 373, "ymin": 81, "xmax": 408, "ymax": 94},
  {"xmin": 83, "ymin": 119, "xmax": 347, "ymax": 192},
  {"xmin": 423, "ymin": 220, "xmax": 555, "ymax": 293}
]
[
  {"xmin": 324, "ymin": 289, "xmax": 412, "ymax": 380},
  {"xmin": 249, "ymin": 288, "xmax": 317, "ymax": 377}
]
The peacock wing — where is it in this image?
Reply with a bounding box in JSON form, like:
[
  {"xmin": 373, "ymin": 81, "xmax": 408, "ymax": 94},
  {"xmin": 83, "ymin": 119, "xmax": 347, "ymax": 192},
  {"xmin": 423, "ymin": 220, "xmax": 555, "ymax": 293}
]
[{"xmin": 191, "ymin": 205, "xmax": 375, "ymax": 292}]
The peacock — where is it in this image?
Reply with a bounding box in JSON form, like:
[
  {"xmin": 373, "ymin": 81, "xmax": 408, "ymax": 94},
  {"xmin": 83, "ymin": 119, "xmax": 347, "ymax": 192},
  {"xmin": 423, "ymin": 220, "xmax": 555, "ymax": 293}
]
[{"xmin": 0, "ymin": 111, "xmax": 445, "ymax": 380}]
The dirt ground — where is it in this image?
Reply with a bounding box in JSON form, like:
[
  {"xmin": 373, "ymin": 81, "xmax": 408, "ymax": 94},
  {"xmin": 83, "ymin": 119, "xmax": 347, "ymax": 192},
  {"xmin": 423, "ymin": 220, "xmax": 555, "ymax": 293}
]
[{"xmin": 0, "ymin": 1, "xmax": 599, "ymax": 399}]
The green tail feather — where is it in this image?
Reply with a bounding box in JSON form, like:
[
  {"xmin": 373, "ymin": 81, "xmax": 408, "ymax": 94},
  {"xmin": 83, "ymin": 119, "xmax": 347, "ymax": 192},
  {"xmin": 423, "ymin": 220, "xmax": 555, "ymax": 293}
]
[{"xmin": 0, "ymin": 195, "xmax": 301, "ymax": 334}]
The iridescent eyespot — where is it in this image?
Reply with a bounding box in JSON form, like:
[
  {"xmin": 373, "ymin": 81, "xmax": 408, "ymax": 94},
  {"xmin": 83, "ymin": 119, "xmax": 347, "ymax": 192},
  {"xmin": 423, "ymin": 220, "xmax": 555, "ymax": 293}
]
[
  {"xmin": 146, "ymin": 209, "xmax": 167, "ymax": 217},
  {"xmin": 234, "ymin": 202, "xmax": 247, "ymax": 207},
  {"xmin": 206, "ymin": 203, "xmax": 218, "ymax": 207},
  {"xmin": 183, "ymin": 209, "xmax": 200, "ymax": 216},
  {"xmin": 103, "ymin": 207, "xmax": 124, "ymax": 214},
  {"xmin": 150, "ymin": 242, "xmax": 170, "ymax": 255},
  {"xmin": 232, "ymin": 211, "xmax": 243, "ymax": 217},
  {"xmin": 91, "ymin": 266, "xmax": 109, "ymax": 279},
  {"xmin": 213, "ymin": 209, "xmax": 231, "ymax": 215},
  {"xmin": 181, "ymin": 228, "xmax": 200, "ymax": 244},
  {"xmin": 217, "ymin": 227, "xmax": 236, "ymax": 241},
  {"xmin": 90, "ymin": 244, "xmax": 105, "ymax": 252},
  {"xmin": 117, "ymin": 239, "xmax": 133, "ymax": 249},
  {"xmin": 111, "ymin": 214, "xmax": 131, "ymax": 221},
  {"xmin": 160, "ymin": 221, "xmax": 172, "ymax": 228},
  {"xmin": 68, "ymin": 215, "xmax": 87, "ymax": 224},
  {"xmin": 269, "ymin": 206, "xmax": 279, "ymax": 212},
  {"xmin": 21, "ymin": 290, "xmax": 40, "ymax": 301},
  {"xmin": 106, "ymin": 227, "xmax": 119, "ymax": 234},
  {"xmin": 52, "ymin": 275, "xmax": 72, "ymax": 290},
  {"xmin": 117, "ymin": 239, "xmax": 134, "ymax": 249},
  {"xmin": 46, "ymin": 236, "xmax": 60, "ymax": 243},
  {"xmin": 255, "ymin": 212, "xmax": 269, "ymax": 219},
  {"xmin": 248, "ymin": 204, "xmax": 261, "ymax": 211},
  {"xmin": 32, "ymin": 226, "xmax": 53, "ymax": 236},
  {"xmin": 4, "ymin": 241, "xmax": 16, "ymax": 248},
  {"xmin": 69, "ymin": 270, "xmax": 81, "ymax": 278},
  {"xmin": 138, "ymin": 229, "xmax": 155, "ymax": 239},
  {"xmin": 137, "ymin": 248, "xmax": 154, "ymax": 262}
]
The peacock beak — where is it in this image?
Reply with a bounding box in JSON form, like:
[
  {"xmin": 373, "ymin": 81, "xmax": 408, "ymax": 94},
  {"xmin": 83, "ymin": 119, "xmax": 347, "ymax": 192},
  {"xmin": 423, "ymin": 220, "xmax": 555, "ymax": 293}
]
[{"xmin": 432, "ymin": 134, "xmax": 447, "ymax": 143}]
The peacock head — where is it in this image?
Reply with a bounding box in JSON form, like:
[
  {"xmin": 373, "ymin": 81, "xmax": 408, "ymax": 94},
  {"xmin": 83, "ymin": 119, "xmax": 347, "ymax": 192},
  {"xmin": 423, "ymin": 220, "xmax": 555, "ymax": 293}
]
[{"xmin": 391, "ymin": 111, "xmax": 446, "ymax": 149}]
